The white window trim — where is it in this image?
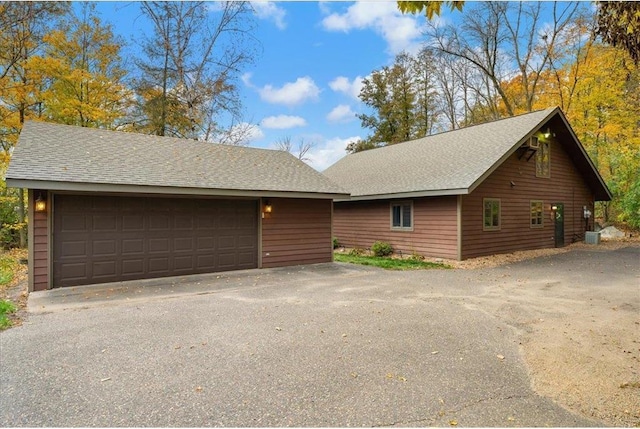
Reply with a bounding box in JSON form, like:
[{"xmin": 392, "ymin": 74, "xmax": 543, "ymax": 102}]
[{"xmin": 390, "ymin": 201, "xmax": 414, "ymax": 231}]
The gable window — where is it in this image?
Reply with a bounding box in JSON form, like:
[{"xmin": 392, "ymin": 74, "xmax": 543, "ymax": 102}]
[
  {"xmin": 483, "ymin": 198, "xmax": 501, "ymax": 231},
  {"xmin": 536, "ymin": 141, "xmax": 550, "ymax": 178},
  {"xmin": 530, "ymin": 200, "xmax": 544, "ymax": 228},
  {"xmin": 391, "ymin": 201, "xmax": 413, "ymax": 230}
]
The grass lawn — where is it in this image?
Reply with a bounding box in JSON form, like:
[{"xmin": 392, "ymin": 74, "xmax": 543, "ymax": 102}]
[
  {"xmin": 0, "ymin": 250, "xmax": 23, "ymax": 330},
  {"xmin": 334, "ymin": 253, "xmax": 451, "ymax": 270}
]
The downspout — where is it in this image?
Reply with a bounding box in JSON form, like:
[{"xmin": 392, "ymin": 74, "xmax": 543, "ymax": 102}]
[{"xmin": 457, "ymin": 195, "xmax": 463, "ymax": 261}]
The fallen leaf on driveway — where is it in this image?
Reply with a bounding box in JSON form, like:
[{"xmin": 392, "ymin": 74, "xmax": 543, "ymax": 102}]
[
  {"xmin": 497, "ymin": 354, "xmax": 505, "ymax": 360},
  {"xmin": 101, "ymin": 377, "xmax": 111, "ymax": 382},
  {"xmin": 431, "ymin": 351, "xmax": 439, "ymax": 355},
  {"xmin": 275, "ymin": 327, "xmax": 282, "ymax": 331},
  {"xmin": 449, "ymin": 420, "xmax": 458, "ymax": 426}
]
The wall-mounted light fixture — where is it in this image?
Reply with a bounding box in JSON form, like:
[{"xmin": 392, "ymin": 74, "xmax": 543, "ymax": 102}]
[
  {"xmin": 34, "ymin": 193, "xmax": 47, "ymax": 212},
  {"xmin": 551, "ymin": 204, "xmax": 558, "ymax": 211},
  {"xmin": 543, "ymin": 128, "xmax": 556, "ymax": 139},
  {"xmin": 264, "ymin": 200, "xmax": 272, "ymax": 214}
]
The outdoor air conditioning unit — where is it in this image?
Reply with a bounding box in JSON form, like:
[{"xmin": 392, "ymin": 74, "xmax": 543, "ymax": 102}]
[{"xmin": 528, "ymin": 136, "xmax": 540, "ymax": 149}]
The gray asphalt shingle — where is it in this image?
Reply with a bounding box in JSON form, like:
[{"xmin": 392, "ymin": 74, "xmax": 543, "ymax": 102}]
[
  {"xmin": 7, "ymin": 121, "xmax": 348, "ymax": 196},
  {"xmin": 323, "ymin": 108, "xmax": 557, "ymax": 198}
]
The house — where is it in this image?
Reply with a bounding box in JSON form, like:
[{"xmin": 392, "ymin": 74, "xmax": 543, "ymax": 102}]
[
  {"xmin": 323, "ymin": 107, "xmax": 611, "ymax": 261},
  {"xmin": 6, "ymin": 121, "xmax": 348, "ymax": 291}
]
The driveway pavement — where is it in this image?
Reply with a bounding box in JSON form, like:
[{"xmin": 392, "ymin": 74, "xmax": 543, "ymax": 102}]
[{"xmin": 1, "ymin": 246, "xmax": 638, "ymax": 427}]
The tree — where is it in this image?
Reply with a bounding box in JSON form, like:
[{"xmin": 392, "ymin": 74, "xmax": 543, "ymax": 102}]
[
  {"xmin": 354, "ymin": 52, "xmax": 439, "ymax": 152},
  {"xmin": 426, "ymin": 1, "xmax": 587, "ymax": 119},
  {"xmin": 132, "ymin": 1, "xmax": 257, "ymax": 142},
  {"xmin": 0, "ymin": 2, "xmax": 69, "ymax": 247},
  {"xmin": 397, "ymin": 1, "xmax": 464, "ymax": 19},
  {"xmin": 274, "ymin": 136, "xmax": 314, "ymax": 162},
  {"xmin": 33, "ymin": 2, "xmax": 129, "ymax": 128},
  {"xmin": 595, "ymin": 2, "xmax": 640, "ymax": 64}
]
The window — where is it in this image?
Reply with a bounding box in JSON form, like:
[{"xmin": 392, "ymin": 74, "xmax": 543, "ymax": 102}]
[
  {"xmin": 536, "ymin": 141, "xmax": 550, "ymax": 178},
  {"xmin": 391, "ymin": 201, "xmax": 412, "ymax": 230},
  {"xmin": 483, "ymin": 198, "xmax": 501, "ymax": 231},
  {"xmin": 530, "ymin": 201, "xmax": 543, "ymax": 227}
]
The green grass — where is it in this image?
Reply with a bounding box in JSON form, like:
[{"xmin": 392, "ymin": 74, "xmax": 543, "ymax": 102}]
[
  {"xmin": 334, "ymin": 253, "xmax": 451, "ymax": 270},
  {"xmin": 0, "ymin": 253, "xmax": 17, "ymax": 286},
  {"xmin": 0, "ymin": 299, "xmax": 16, "ymax": 330}
]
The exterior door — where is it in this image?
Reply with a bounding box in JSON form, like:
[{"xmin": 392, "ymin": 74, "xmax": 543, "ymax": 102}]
[{"xmin": 553, "ymin": 202, "xmax": 564, "ymax": 248}]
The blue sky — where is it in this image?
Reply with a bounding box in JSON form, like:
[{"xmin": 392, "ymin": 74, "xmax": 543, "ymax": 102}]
[{"xmin": 93, "ymin": 1, "xmax": 433, "ymax": 171}]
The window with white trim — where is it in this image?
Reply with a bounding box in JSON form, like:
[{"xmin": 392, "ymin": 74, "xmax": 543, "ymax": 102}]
[{"xmin": 391, "ymin": 201, "xmax": 413, "ymax": 230}]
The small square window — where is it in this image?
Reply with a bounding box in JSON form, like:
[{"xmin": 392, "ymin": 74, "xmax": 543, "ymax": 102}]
[
  {"xmin": 530, "ymin": 201, "xmax": 544, "ymax": 228},
  {"xmin": 391, "ymin": 202, "xmax": 412, "ymax": 230},
  {"xmin": 483, "ymin": 198, "xmax": 501, "ymax": 231}
]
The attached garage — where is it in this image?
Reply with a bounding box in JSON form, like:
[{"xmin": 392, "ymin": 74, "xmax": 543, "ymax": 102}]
[{"xmin": 6, "ymin": 122, "xmax": 348, "ymax": 292}]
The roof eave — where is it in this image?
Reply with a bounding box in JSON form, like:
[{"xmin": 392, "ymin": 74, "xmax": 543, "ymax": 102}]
[
  {"xmin": 333, "ymin": 188, "xmax": 469, "ymax": 202},
  {"xmin": 5, "ymin": 178, "xmax": 350, "ymax": 200}
]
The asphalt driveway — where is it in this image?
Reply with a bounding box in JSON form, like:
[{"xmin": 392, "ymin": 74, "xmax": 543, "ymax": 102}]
[{"xmin": 1, "ymin": 246, "xmax": 638, "ymax": 427}]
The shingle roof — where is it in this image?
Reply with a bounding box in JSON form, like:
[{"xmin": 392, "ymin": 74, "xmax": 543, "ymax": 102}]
[
  {"xmin": 323, "ymin": 107, "xmax": 610, "ymax": 200},
  {"xmin": 6, "ymin": 121, "xmax": 348, "ymax": 198}
]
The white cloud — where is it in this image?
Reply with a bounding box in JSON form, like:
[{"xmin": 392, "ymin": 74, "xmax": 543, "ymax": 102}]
[
  {"xmin": 252, "ymin": 1, "xmax": 287, "ymax": 30},
  {"xmin": 261, "ymin": 115, "xmax": 307, "ymax": 129},
  {"xmin": 307, "ymin": 136, "xmax": 361, "ymax": 171},
  {"xmin": 321, "ymin": 2, "xmax": 423, "ymax": 54},
  {"xmin": 258, "ymin": 76, "xmax": 321, "ymax": 106},
  {"xmin": 241, "ymin": 72, "xmax": 254, "ymax": 87},
  {"xmin": 326, "ymin": 104, "xmax": 356, "ymax": 123},
  {"xmin": 329, "ymin": 75, "xmax": 366, "ymax": 100}
]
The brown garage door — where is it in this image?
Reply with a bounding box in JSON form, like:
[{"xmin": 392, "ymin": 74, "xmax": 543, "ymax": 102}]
[{"xmin": 53, "ymin": 195, "xmax": 258, "ymax": 287}]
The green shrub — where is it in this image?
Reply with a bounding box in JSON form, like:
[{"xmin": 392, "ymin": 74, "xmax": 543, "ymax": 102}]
[
  {"xmin": 371, "ymin": 241, "xmax": 393, "ymax": 257},
  {"xmin": 408, "ymin": 252, "xmax": 424, "ymax": 262},
  {"xmin": 0, "ymin": 299, "xmax": 17, "ymax": 330},
  {"xmin": 333, "ymin": 237, "xmax": 340, "ymax": 249}
]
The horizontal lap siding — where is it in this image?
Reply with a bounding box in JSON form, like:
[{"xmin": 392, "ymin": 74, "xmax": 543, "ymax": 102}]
[
  {"xmin": 31, "ymin": 190, "xmax": 50, "ymax": 291},
  {"xmin": 333, "ymin": 196, "xmax": 458, "ymax": 259},
  {"xmin": 461, "ymin": 139, "xmax": 594, "ymax": 259},
  {"xmin": 261, "ymin": 198, "xmax": 333, "ymax": 268}
]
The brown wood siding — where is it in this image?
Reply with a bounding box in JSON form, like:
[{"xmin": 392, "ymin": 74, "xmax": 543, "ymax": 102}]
[
  {"xmin": 261, "ymin": 198, "xmax": 333, "ymax": 268},
  {"xmin": 333, "ymin": 196, "xmax": 458, "ymax": 259},
  {"xmin": 32, "ymin": 189, "xmax": 50, "ymax": 291},
  {"xmin": 461, "ymin": 138, "xmax": 594, "ymax": 259}
]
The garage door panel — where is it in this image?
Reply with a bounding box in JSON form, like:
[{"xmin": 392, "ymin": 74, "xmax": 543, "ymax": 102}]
[
  {"xmin": 174, "ymin": 237, "xmax": 194, "ymax": 252},
  {"xmin": 123, "ymin": 215, "xmax": 144, "ymax": 231},
  {"xmin": 93, "ymin": 240, "xmax": 116, "ymax": 257},
  {"xmin": 149, "ymin": 215, "xmax": 170, "ymax": 230},
  {"xmin": 54, "ymin": 195, "xmax": 258, "ymax": 287},
  {"xmin": 122, "ymin": 259, "xmax": 144, "ymax": 275},
  {"xmin": 197, "ymin": 237, "xmax": 215, "ymax": 250},
  {"xmin": 174, "ymin": 256, "xmax": 194, "ymax": 271},
  {"xmin": 149, "ymin": 238, "xmax": 170, "ymax": 253},
  {"xmin": 61, "ymin": 241, "xmax": 87, "ymax": 258},
  {"xmin": 197, "ymin": 255, "xmax": 216, "ymax": 270},
  {"xmin": 122, "ymin": 239, "xmax": 144, "ymax": 255},
  {"xmin": 148, "ymin": 257, "xmax": 170, "ymax": 274},
  {"xmin": 93, "ymin": 261, "xmax": 117, "ymax": 278},
  {"xmin": 60, "ymin": 215, "xmax": 88, "ymax": 232}
]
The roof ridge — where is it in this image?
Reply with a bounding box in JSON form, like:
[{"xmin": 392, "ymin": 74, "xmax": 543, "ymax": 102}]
[
  {"xmin": 22, "ymin": 120, "xmax": 282, "ymax": 155},
  {"xmin": 343, "ymin": 106, "xmax": 558, "ymax": 158}
]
